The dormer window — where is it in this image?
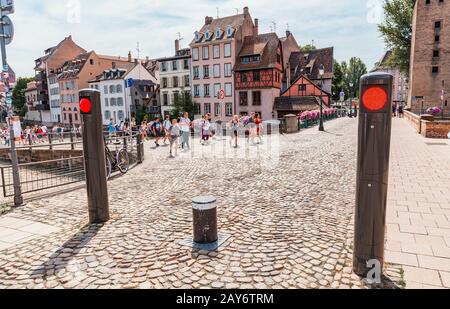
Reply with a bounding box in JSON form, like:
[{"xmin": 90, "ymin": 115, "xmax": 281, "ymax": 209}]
[
  {"xmin": 215, "ymin": 29, "xmax": 222, "ymax": 40},
  {"xmin": 226, "ymin": 26, "xmax": 234, "ymax": 38},
  {"xmin": 205, "ymin": 31, "xmax": 212, "ymax": 41},
  {"xmin": 195, "ymin": 31, "xmax": 202, "ymax": 42}
]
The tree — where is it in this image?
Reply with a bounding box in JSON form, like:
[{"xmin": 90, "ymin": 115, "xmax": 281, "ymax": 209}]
[
  {"xmin": 11, "ymin": 77, "xmax": 34, "ymax": 117},
  {"xmin": 378, "ymin": 0, "xmax": 414, "ymax": 75},
  {"xmin": 170, "ymin": 92, "xmax": 197, "ymax": 120},
  {"xmin": 346, "ymin": 57, "xmax": 367, "ymax": 98},
  {"xmin": 300, "ymin": 44, "xmax": 316, "ymax": 52},
  {"xmin": 332, "ymin": 60, "xmax": 346, "ymax": 101}
]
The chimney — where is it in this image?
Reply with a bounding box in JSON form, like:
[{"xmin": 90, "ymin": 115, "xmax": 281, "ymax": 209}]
[
  {"xmin": 128, "ymin": 51, "xmax": 132, "ymax": 62},
  {"xmin": 112, "ymin": 61, "xmax": 116, "ymax": 69},
  {"xmin": 175, "ymin": 39, "xmax": 180, "ymax": 52},
  {"xmin": 134, "ymin": 58, "xmax": 139, "ymax": 64},
  {"xmin": 286, "ymin": 30, "xmax": 291, "ymax": 37},
  {"xmin": 205, "ymin": 16, "xmax": 213, "ymax": 25},
  {"xmin": 243, "ymin": 7, "xmax": 249, "ymax": 16},
  {"xmin": 254, "ymin": 18, "xmax": 259, "ymax": 36}
]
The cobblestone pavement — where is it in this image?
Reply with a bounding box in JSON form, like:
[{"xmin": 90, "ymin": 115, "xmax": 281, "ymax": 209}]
[{"xmin": 0, "ymin": 118, "xmax": 404, "ymax": 289}]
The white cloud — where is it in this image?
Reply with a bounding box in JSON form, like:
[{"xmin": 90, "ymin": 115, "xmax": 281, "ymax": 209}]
[{"xmin": 7, "ymin": 0, "xmax": 386, "ymax": 77}]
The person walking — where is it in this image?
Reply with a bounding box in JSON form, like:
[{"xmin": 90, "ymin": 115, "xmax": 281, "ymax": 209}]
[
  {"xmin": 201, "ymin": 115, "xmax": 211, "ymax": 145},
  {"xmin": 151, "ymin": 117, "xmax": 164, "ymax": 147},
  {"xmin": 229, "ymin": 115, "xmax": 240, "ymax": 148},
  {"xmin": 162, "ymin": 115, "xmax": 172, "ymax": 145},
  {"xmin": 247, "ymin": 112, "xmax": 256, "ymax": 144},
  {"xmin": 169, "ymin": 119, "xmax": 181, "ymax": 158},
  {"xmin": 398, "ymin": 103, "xmax": 404, "ymax": 118},
  {"xmin": 392, "ymin": 103, "xmax": 397, "ymax": 118},
  {"xmin": 254, "ymin": 113, "xmax": 263, "ymax": 145},
  {"xmin": 180, "ymin": 112, "xmax": 192, "ymax": 150}
]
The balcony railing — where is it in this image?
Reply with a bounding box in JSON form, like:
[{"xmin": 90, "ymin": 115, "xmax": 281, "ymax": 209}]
[{"xmin": 35, "ymin": 104, "xmax": 50, "ymax": 111}]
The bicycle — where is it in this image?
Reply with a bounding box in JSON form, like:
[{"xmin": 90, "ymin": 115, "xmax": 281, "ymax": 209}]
[{"xmin": 104, "ymin": 136, "xmax": 130, "ymax": 180}]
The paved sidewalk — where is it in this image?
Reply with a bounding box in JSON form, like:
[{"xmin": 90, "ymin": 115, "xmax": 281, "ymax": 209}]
[{"xmin": 386, "ymin": 118, "xmax": 450, "ymax": 289}]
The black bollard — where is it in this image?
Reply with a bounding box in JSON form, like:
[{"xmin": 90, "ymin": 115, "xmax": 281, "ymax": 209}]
[
  {"xmin": 79, "ymin": 89, "xmax": 110, "ymax": 224},
  {"xmin": 353, "ymin": 72, "xmax": 393, "ymax": 277},
  {"xmin": 192, "ymin": 196, "xmax": 218, "ymax": 244}
]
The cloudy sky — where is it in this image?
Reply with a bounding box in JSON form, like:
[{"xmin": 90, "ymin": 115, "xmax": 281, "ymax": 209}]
[{"xmin": 8, "ymin": 0, "xmax": 387, "ymax": 78}]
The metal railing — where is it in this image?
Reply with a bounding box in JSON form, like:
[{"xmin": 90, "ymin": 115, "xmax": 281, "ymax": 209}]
[{"xmin": 0, "ymin": 132, "xmax": 144, "ymax": 198}]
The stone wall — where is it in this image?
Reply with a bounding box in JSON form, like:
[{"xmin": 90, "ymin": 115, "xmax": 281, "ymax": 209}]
[
  {"xmin": 421, "ymin": 120, "xmax": 450, "ymax": 139},
  {"xmin": 404, "ymin": 110, "xmax": 450, "ymax": 138},
  {"xmin": 0, "ymin": 149, "xmax": 83, "ymax": 164}
]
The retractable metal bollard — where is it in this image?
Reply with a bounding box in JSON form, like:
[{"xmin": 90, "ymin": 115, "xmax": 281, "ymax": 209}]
[
  {"xmin": 353, "ymin": 72, "xmax": 393, "ymax": 277},
  {"xmin": 192, "ymin": 196, "xmax": 218, "ymax": 244},
  {"xmin": 79, "ymin": 89, "xmax": 110, "ymax": 224}
]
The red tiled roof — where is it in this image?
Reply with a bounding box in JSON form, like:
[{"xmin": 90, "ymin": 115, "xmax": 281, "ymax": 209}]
[
  {"xmin": 289, "ymin": 47, "xmax": 334, "ymax": 80},
  {"xmin": 235, "ymin": 33, "xmax": 280, "ymax": 71},
  {"xmin": 57, "ymin": 51, "xmax": 94, "ymax": 80}
]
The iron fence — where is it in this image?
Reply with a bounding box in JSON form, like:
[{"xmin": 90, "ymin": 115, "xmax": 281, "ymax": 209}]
[{"xmin": 0, "ymin": 132, "xmax": 144, "ymax": 198}]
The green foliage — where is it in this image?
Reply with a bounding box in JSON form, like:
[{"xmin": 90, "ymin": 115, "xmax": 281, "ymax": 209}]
[
  {"xmin": 300, "ymin": 44, "xmax": 316, "ymax": 52},
  {"xmin": 170, "ymin": 92, "xmax": 197, "ymax": 120},
  {"xmin": 347, "ymin": 57, "xmax": 368, "ymax": 98},
  {"xmin": 378, "ymin": 0, "xmax": 414, "ymax": 75},
  {"xmin": 332, "ymin": 60, "xmax": 346, "ymax": 101},
  {"xmin": 332, "ymin": 58, "xmax": 367, "ymax": 100},
  {"xmin": 11, "ymin": 77, "xmax": 34, "ymax": 117}
]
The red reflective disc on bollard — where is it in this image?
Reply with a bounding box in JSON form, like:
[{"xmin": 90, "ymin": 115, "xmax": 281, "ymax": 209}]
[
  {"xmin": 79, "ymin": 98, "xmax": 92, "ymax": 114},
  {"xmin": 362, "ymin": 86, "xmax": 387, "ymax": 111}
]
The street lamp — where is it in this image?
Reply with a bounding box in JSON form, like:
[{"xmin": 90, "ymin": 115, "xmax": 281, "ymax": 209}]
[{"xmin": 318, "ymin": 64, "xmax": 325, "ymax": 131}]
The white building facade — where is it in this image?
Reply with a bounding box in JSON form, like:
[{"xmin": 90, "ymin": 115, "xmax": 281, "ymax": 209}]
[
  {"xmin": 89, "ymin": 62, "xmax": 157, "ymax": 125},
  {"xmin": 48, "ymin": 74, "xmax": 62, "ymax": 123},
  {"xmin": 158, "ymin": 40, "xmax": 191, "ymax": 116}
]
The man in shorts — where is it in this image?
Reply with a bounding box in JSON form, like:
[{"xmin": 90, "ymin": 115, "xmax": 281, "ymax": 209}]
[{"xmin": 151, "ymin": 117, "xmax": 164, "ymax": 147}]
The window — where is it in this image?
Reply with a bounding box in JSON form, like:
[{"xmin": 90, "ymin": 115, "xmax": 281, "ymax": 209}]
[
  {"xmin": 204, "ymin": 84, "xmax": 210, "ymax": 97},
  {"xmin": 117, "ymin": 98, "xmax": 124, "ymax": 106},
  {"xmin": 214, "ymin": 84, "xmax": 221, "ymax": 98},
  {"xmin": 104, "ymin": 85, "xmax": 108, "ymax": 94},
  {"xmin": 202, "ymin": 46, "xmax": 209, "ymax": 60},
  {"xmin": 242, "ymin": 57, "xmax": 250, "ymax": 64},
  {"xmin": 239, "ymin": 92, "xmax": 248, "ymax": 106},
  {"xmin": 213, "ymin": 45, "xmax": 220, "ymax": 58},
  {"xmin": 64, "ymin": 113, "xmax": 67, "ymax": 121},
  {"xmin": 110, "ymin": 98, "xmax": 117, "ymax": 106},
  {"xmin": 118, "ymin": 111, "xmax": 124, "ymax": 121},
  {"xmin": 435, "ymin": 35, "xmax": 440, "ymax": 42},
  {"xmin": 193, "ymin": 66, "xmax": 200, "ymax": 79},
  {"xmin": 162, "ymin": 78, "xmax": 168, "ymax": 88},
  {"xmin": 205, "ymin": 31, "xmax": 210, "ymax": 41},
  {"xmin": 253, "ymin": 71, "xmax": 260, "ymax": 82},
  {"xmin": 172, "ymin": 60, "xmax": 178, "ymax": 71},
  {"xmin": 435, "ymin": 21, "xmax": 441, "ymax": 29},
  {"xmin": 163, "ymin": 93, "xmax": 169, "ymax": 106},
  {"xmin": 110, "ymin": 85, "xmax": 116, "ymax": 94},
  {"xmin": 426, "ymin": 0, "xmax": 430, "ymax": 4},
  {"xmin": 173, "ymin": 76, "xmax": 179, "ymax": 88},
  {"xmin": 195, "ymin": 32, "xmax": 201, "ymax": 42},
  {"xmin": 277, "ymin": 54, "xmax": 281, "ymax": 64},
  {"xmin": 433, "ymin": 50, "xmax": 440, "ymax": 58},
  {"xmin": 74, "ymin": 113, "xmax": 78, "ymax": 121},
  {"xmin": 225, "ymin": 83, "xmax": 232, "ymax": 97},
  {"xmin": 203, "ymin": 65, "xmax": 210, "ymax": 79},
  {"xmin": 161, "ymin": 62, "xmax": 167, "ymax": 72},
  {"xmin": 193, "ymin": 48, "xmax": 199, "ymax": 61},
  {"xmin": 241, "ymin": 73, "xmax": 248, "ymax": 83},
  {"xmin": 432, "ymin": 66, "xmax": 439, "ymax": 74},
  {"xmin": 90, "ymin": 59, "xmax": 94, "ymax": 65},
  {"xmin": 194, "ymin": 85, "xmax": 200, "ymax": 97},
  {"xmin": 214, "ymin": 103, "xmax": 220, "ymax": 117},
  {"xmin": 204, "ymin": 103, "xmax": 211, "ymax": 114},
  {"xmin": 105, "ymin": 110, "xmax": 111, "ymax": 120},
  {"xmin": 213, "ymin": 64, "xmax": 221, "ymax": 78},
  {"xmin": 105, "ymin": 98, "xmax": 109, "ymax": 107},
  {"xmin": 215, "ymin": 29, "xmax": 222, "ymax": 40},
  {"xmin": 184, "ymin": 75, "xmax": 190, "ymax": 87},
  {"xmin": 226, "ymin": 26, "xmax": 234, "ymax": 37},
  {"xmin": 299, "ymin": 84, "xmax": 307, "ymax": 92},
  {"xmin": 116, "ymin": 84, "xmax": 123, "ymax": 93},
  {"xmin": 225, "ymin": 103, "xmax": 233, "ymax": 117},
  {"xmin": 224, "ymin": 43, "xmax": 231, "ymax": 58},
  {"xmin": 184, "ymin": 59, "xmax": 189, "ymax": 70},
  {"xmin": 252, "ymin": 91, "xmax": 261, "ymax": 106},
  {"xmin": 224, "ymin": 63, "xmax": 232, "ymax": 77},
  {"xmin": 195, "ymin": 103, "xmax": 201, "ymax": 115}
]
